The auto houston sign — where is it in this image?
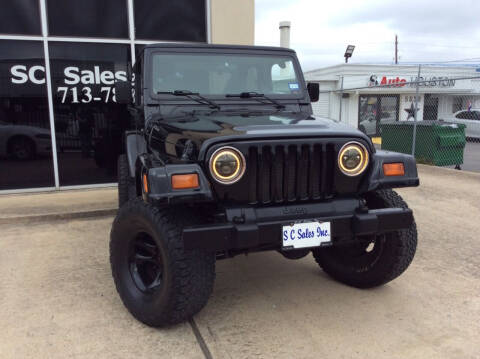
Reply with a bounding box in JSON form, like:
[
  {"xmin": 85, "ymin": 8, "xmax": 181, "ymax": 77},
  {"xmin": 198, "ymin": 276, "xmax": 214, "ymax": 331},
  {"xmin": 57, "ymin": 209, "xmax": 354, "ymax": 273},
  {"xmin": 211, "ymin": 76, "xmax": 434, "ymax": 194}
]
[{"xmin": 368, "ymin": 75, "xmax": 456, "ymax": 88}]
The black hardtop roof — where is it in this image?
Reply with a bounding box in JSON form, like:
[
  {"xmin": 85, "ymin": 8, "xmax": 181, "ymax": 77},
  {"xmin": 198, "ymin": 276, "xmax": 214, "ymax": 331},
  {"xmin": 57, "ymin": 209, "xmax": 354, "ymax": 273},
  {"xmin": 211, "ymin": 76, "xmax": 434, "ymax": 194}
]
[{"xmin": 142, "ymin": 42, "xmax": 296, "ymax": 54}]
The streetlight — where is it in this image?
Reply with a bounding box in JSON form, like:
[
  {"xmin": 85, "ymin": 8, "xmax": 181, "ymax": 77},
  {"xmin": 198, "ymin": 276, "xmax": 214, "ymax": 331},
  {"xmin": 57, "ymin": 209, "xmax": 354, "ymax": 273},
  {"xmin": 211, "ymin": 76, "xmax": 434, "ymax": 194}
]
[{"xmin": 344, "ymin": 45, "xmax": 355, "ymax": 63}]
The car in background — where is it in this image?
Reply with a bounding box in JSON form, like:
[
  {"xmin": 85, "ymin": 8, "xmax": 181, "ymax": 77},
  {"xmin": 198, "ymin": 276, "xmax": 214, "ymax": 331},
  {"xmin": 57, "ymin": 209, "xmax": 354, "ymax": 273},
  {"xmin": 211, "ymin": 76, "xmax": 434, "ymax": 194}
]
[
  {"xmin": 450, "ymin": 109, "xmax": 480, "ymax": 140},
  {"xmin": 358, "ymin": 112, "xmax": 396, "ymax": 137},
  {"xmin": 0, "ymin": 120, "xmax": 52, "ymax": 160}
]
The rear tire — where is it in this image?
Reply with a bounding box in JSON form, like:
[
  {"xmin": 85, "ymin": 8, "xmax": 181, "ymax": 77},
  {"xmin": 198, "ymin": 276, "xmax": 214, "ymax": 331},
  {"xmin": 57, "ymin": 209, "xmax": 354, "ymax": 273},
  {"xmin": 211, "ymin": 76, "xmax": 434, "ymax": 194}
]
[
  {"xmin": 117, "ymin": 154, "xmax": 136, "ymax": 207},
  {"xmin": 110, "ymin": 198, "xmax": 215, "ymax": 327},
  {"xmin": 312, "ymin": 189, "xmax": 417, "ymax": 288}
]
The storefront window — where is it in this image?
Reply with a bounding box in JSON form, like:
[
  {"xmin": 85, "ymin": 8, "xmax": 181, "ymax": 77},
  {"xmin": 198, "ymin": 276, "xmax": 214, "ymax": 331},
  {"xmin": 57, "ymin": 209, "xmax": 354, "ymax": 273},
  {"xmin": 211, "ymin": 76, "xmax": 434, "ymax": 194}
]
[
  {"xmin": 0, "ymin": 0, "xmax": 42, "ymax": 35},
  {"xmin": 424, "ymin": 94, "xmax": 439, "ymax": 121},
  {"xmin": 135, "ymin": 44, "xmax": 145, "ymax": 59},
  {"xmin": 134, "ymin": 0, "xmax": 206, "ymax": 41},
  {"xmin": 358, "ymin": 95, "xmax": 399, "ymax": 137},
  {"xmin": 48, "ymin": 42, "xmax": 131, "ymax": 186},
  {"xmin": 47, "ymin": 0, "xmax": 129, "ymax": 38},
  {"xmin": 0, "ymin": 40, "xmax": 55, "ymax": 190}
]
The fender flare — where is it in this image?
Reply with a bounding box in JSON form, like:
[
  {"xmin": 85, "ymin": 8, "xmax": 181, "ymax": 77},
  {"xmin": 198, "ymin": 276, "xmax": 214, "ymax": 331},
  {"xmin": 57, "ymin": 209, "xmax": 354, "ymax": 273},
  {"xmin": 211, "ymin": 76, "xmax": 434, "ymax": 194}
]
[
  {"xmin": 364, "ymin": 150, "xmax": 419, "ymax": 191},
  {"xmin": 125, "ymin": 132, "xmax": 146, "ymax": 178}
]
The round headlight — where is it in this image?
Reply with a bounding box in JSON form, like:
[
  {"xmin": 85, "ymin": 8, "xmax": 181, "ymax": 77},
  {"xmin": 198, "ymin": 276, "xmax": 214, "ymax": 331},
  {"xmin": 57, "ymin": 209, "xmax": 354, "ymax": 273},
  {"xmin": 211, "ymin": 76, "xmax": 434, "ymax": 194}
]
[
  {"xmin": 338, "ymin": 142, "xmax": 369, "ymax": 176},
  {"xmin": 209, "ymin": 146, "xmax": 246, "ymax": 184}
]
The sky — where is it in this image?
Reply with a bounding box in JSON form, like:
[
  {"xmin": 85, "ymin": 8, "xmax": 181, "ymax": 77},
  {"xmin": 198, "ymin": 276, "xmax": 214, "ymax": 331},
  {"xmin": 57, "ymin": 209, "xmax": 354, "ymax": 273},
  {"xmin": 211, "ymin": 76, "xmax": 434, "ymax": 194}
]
[{"xmin": 255, "ymin": 0, "xmax": 480, "ymax": 71}]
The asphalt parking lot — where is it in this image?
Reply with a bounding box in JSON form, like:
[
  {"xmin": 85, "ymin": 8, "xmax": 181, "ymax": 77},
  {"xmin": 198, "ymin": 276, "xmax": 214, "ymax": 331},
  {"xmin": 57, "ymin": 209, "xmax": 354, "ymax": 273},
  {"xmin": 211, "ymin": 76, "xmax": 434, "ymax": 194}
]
[
  {"xmin": 458, "ymin": 141, "xmax": 480, "ymax": 172},
  {"xmin": 1, "ymin": 166, "xmax": 479, "ymax": 359}
]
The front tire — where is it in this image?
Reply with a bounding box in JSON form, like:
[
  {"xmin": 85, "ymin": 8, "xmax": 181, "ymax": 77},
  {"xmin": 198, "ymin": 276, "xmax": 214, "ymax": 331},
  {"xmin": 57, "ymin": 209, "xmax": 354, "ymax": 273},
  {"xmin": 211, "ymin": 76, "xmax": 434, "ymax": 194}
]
[
  {"xmin": 312, "ymin": 189, "xmax": 417, "ymax": 288},
  {"xmin": 110, "ymin": 198, "xmax": 215, "ymax": 326}
]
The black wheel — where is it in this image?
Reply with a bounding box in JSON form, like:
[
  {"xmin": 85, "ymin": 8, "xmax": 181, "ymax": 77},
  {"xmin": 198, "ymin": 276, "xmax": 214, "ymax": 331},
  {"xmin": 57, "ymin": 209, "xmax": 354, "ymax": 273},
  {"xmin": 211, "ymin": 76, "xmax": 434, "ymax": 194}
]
[
  {"xmin": 110, "ymin": 198, "xmax": 215, "ymax": 327},
  {"xmin": 312, "ymin": 189, "xmax": 417, "ymax": 288},
  {"xmin": 9, "ymin": 136, "xmax": 35, "ymax": 160},
  {"xmin": 117, "ymin": 154, "xmax": 136, "ymax": 207}
]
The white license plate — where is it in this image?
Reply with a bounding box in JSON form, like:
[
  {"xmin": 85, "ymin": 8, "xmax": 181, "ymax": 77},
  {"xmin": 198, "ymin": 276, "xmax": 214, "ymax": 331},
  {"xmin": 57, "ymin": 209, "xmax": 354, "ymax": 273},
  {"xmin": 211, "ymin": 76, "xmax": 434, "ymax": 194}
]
[{"xmin": 282, "ymin": 221, "xmax": 331, "ymax": 249}]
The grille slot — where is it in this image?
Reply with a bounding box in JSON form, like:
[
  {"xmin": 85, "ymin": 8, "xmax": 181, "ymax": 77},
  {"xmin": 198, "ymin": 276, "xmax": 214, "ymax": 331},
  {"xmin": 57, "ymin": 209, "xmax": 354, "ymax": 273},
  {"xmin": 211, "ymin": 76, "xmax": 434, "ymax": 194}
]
[{"xmin": 247, "ymin": 142, "xmax": 335, "ymax": 204}]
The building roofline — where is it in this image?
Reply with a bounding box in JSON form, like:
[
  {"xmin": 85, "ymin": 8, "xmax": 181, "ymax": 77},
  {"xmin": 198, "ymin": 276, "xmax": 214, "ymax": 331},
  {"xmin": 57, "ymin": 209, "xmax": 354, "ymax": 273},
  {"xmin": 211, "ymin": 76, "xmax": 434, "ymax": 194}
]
[{"xmin": 305, "ymin": 63, "xmax": 479, "ymax": 75}]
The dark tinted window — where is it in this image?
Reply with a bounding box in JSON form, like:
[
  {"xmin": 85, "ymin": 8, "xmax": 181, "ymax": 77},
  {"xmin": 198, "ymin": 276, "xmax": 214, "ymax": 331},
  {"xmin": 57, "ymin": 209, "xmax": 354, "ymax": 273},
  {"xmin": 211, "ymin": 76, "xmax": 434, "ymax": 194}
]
[
  {"xmin": 135, "ymin": 44, "xmax": 145, "ymax": 59},
  {"xmin": 0, "ymin": 40, "xmax": 55, "ymax": 190},
  {"xmin": 134, "ymin": 0, "xmax": 206, "ymax": 41},
  {"xmin": 47, "ymin": 0, "xmax": 128, "ymax": 38},
  {"xmin": 48, "ymin": 42, "xmax": 131, "ymax": 186},
  {"xmin": 0, "ymin": 0, "xmax": 41, "ymax": 35}
]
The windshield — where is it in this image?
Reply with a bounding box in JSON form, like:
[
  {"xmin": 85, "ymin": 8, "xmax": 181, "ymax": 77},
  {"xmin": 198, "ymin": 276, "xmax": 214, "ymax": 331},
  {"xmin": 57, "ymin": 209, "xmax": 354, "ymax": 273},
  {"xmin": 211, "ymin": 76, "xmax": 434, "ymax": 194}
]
[{"xmin": 151, "ymin": 53, "xmax": 302, "ymax": 97}]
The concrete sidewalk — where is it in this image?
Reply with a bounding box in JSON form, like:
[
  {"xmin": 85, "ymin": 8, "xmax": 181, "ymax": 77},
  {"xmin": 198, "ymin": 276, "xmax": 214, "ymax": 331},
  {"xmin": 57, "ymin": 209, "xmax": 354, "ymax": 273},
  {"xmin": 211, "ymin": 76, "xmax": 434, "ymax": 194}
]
[{"xmin": 0, "ymin": 187, "xmax": 117, "ymax": 223}]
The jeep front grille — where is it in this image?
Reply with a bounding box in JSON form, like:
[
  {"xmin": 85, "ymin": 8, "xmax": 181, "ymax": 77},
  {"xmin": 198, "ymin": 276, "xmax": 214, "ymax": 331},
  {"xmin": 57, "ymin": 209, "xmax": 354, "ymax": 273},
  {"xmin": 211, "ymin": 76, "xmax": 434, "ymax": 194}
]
[{"xmin": 247, "ymin": 143, "xmax": 336, "ymax": 204}]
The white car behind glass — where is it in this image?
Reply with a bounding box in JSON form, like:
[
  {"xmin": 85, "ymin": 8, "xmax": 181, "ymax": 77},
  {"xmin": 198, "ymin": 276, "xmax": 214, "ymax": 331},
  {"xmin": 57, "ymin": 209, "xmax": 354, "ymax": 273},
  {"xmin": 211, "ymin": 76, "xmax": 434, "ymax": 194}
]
[{"xmin": 449, "ymin": 109, "xmax": 480, "ymax": 140}]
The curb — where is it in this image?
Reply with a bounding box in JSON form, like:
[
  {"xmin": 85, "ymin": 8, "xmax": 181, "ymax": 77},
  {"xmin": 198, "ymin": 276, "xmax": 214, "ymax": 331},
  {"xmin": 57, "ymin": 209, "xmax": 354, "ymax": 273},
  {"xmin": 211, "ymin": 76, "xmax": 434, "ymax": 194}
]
[{"xmin": 0, "ymin": 208, "xmax": 118, "ymax": 225}]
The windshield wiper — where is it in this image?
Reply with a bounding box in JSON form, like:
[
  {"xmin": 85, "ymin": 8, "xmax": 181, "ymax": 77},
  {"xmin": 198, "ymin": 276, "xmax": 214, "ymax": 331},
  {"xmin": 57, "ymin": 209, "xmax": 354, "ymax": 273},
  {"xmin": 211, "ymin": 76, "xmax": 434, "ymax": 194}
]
[
  {"xmin": 157, "ymin": 90, "xmax": 220, "ymax": 110},
  {"xmin": 225, "ymin": 91, "xmax": 285, "ymax": 109}
]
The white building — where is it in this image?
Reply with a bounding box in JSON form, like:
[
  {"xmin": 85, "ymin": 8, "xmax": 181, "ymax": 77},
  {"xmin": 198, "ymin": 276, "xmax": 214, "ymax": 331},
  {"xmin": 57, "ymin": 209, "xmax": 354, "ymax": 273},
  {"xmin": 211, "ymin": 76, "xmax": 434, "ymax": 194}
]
[{"xmin": 304, "ymin": 64, "xmax": 480, "ymax": 133}]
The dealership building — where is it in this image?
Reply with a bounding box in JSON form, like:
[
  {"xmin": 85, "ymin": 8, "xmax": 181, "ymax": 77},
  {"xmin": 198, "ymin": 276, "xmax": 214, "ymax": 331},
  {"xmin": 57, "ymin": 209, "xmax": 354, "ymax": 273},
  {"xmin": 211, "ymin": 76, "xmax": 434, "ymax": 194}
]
[
  {"xmin": 305, "ymin": 64, "xmax": 480, "ymax": 133},
  {"xmin": 0, "ymin": 0, "xmax": 254, "ymax": 193}
]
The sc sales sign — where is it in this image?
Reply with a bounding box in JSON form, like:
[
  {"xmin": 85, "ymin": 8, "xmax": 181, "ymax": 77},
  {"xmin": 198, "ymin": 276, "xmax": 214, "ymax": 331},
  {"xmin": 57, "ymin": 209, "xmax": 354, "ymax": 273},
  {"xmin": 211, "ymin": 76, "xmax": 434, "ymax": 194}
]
[{"xmin": 10, "ymin": 64, "xmax": 127, "ymax": 103}]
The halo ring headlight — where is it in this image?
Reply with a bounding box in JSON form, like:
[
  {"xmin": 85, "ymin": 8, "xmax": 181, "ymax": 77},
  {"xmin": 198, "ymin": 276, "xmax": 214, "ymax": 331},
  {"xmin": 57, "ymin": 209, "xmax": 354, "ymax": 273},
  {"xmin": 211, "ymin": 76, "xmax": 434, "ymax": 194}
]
[
  {"xmin": 209, "ymin": 146, "xmax": 246, "ymax": 184},
  {"xmin": 338, "ymin": 141, "xmax": 369, "ymax": 176}
]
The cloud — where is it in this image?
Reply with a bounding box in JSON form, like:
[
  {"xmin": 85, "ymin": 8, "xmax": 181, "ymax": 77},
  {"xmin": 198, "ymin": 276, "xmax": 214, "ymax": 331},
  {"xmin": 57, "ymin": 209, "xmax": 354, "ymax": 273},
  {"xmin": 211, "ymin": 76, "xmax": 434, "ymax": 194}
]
[
  {"xmin": 255, "ymin": 0, "xmax": 480, "ymax": 71},
  {"xmin": 331, "ymin": 0, "xmax": 479, "ymax": 37}
]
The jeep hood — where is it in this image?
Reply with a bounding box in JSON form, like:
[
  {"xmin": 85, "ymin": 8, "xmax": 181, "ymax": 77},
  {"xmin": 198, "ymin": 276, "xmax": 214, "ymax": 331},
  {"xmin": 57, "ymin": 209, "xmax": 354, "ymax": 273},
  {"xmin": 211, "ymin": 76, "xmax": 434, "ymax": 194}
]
[{"xmin": 148, "ymin": 111, "xmax": 373, "ymax": 160}]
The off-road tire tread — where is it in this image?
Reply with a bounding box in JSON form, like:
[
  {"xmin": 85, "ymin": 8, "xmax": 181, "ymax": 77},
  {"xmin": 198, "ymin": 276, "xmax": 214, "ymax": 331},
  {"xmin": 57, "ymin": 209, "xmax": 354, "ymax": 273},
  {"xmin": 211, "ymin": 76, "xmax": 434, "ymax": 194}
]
[
  {"xmin": 313, "ymin": 189, "xmax": 417, "ymax": 288},
  {"xmin": 110, "ymin": 198, "xmax": 215, "ymax": 326}
]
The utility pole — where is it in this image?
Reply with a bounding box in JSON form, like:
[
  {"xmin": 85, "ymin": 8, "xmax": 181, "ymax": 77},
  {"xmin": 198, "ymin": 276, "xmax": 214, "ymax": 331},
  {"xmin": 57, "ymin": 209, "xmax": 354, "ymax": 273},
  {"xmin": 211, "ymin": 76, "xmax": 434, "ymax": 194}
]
[{"xmin": 395, "ymin": 34, "xmax": 398, "ymax": 64}]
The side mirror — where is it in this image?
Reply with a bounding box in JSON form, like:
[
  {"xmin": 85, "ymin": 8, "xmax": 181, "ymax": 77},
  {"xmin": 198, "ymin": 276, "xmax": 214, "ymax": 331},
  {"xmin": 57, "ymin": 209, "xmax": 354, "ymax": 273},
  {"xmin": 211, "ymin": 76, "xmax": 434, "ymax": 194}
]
[
  {"xmin": 307, "ymin": 82, "xmax": 319, "ymax": 102},
  {"xmin": 115, "ymin": 81, "xmax": 132, "ymax": 104}
]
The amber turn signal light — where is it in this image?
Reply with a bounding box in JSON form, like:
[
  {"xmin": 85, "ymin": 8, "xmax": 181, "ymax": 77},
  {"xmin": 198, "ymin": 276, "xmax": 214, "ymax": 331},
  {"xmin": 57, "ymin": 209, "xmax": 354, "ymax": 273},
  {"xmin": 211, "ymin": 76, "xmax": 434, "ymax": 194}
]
[
  {"xmin": 383, "ymin": 163, "xmax": 405, "ymax": 176},
  {"xmin": 142, "ymin": 173, "xmax": 149, "ymax": 193},
  {"xmin": 171, "ymin": 173, "xmax": 200, "ymax": 189}
]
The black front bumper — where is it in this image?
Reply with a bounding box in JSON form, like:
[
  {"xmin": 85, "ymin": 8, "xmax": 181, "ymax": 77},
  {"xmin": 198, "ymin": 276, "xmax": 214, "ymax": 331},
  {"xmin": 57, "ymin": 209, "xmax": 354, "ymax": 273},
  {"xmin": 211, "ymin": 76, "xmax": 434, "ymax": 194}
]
[{"xmin": 183, "ymin": 199, "xmax": 413, "ymax": 252}]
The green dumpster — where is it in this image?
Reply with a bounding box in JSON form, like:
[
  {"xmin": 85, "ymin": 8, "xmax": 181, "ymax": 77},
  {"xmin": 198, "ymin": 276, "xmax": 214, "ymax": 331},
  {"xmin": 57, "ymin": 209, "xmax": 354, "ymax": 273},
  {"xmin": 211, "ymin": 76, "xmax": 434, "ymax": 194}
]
[{"xmin": 379, "ymin": 121, "xmax": 466, "ymax": 167}]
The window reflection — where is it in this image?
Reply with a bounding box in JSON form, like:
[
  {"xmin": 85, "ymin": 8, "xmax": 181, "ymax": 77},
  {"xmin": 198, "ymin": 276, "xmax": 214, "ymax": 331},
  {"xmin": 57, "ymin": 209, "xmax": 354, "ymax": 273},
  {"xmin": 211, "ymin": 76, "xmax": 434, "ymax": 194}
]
[
  {"xmin": 47, "ymin": 0, "xmax": 128, "ymax": 38},
  {"xmin": 49, "ymin": 42, "xmax": 131, "ymax": 186},
  {"xmin": 0, "ymin": 0, "xmax": 41, "ymax": 36},
  {"xmin": 358, "ymin": 95, "xmax": 399, "ymax": 137},
  {"xmin": 0, "ymin": 40, "xmax": 55, "ymax": 190},
  {"xmin": 134, "ymin": 0, "xmax": 206, "ymax": 41}
]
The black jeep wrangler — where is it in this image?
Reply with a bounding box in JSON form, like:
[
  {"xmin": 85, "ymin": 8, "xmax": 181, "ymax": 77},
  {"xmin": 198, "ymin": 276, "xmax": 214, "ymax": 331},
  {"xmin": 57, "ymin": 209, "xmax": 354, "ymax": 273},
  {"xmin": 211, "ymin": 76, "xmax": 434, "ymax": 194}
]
[{"xmin": 111, "ymin": 44, "xmax": 419, "ymax": 327}]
